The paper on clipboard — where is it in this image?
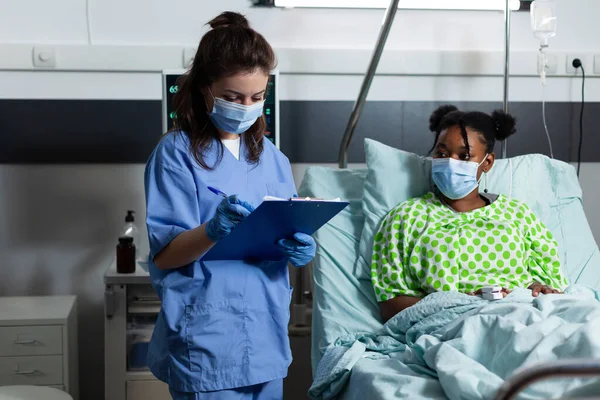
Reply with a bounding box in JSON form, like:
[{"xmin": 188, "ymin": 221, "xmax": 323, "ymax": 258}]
[{"xmin": 263, "ymin": 196, "xmax": 342, "ymax": 202}]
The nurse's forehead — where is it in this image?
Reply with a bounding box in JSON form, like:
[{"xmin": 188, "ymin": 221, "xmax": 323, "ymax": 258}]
[{"xmin": 213, "ymin": 71, "xmax": 269, "ymax": 94}]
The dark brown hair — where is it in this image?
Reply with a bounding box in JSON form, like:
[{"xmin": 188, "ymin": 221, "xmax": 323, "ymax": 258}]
[{"xmin": 171, "ymin": 11, "xmax": 277, "ymax": 169}]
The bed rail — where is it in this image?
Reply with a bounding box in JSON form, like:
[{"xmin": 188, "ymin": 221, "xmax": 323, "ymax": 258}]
[
  {"xmin": 494, "ymin": 359, "xmax": 600, "ymax": 400},
  {"xmin": 337, "ymin": 0, "xmax": 513, "ymax": 168}
]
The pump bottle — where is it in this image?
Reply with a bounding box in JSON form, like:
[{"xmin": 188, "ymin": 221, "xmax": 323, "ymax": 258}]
[{"xmin": 123, "ymin": 210, "xmax": 140, "ymax": 259}]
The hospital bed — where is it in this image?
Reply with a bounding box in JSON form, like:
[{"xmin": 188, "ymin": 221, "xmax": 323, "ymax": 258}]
[
  {"xmin": 298, "ymin": 1, "xmax": 600, "ymax": 399},
  {"xmin": 299, "ymin": 151, "xmax": 600, "ymax": 399}
]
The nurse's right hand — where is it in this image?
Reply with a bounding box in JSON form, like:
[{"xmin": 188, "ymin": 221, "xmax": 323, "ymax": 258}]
[{"xmin": 206, "ymin": 195, "xmax": 255, "ymax": 242}]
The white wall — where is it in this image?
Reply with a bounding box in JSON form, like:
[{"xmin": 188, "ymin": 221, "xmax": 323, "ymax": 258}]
[
  {"xmin": 2, "ymin": 0, "xmax": 598, "ymax": 51},
  {"xmin": 1, "ymin": 1, "xmax": 599, "ymax": 400}
]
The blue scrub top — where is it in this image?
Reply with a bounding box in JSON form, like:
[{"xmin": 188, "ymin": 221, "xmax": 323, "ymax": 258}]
[{"xmin": 144, "ymin": 132, "xmax": 297, "ymax": 392}]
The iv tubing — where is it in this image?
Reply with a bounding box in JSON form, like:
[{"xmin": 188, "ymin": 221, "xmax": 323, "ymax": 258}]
[
  {"xmin": 539, "ymin": 47, "xmax": 554, "ymax": 159},
  {"xmin": 541, "ymin": 87, "xmax": 554, "ymax": 159}
]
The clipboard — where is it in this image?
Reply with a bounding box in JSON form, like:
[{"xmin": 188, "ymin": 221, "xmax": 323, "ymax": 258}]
[{"xmin": 202, "ymin": 199, "xmax": 349, "ymax": 261}]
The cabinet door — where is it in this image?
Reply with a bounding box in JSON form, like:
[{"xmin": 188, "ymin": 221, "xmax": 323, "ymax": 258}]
[{"xmin": 126, "ymin": 380, "xmax": 170, "ymax": 400}]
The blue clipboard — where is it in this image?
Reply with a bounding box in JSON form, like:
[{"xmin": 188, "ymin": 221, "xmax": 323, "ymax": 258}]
[{"xmin": 202, "ymin": 199, "xmax": 349, "ymax": 262}]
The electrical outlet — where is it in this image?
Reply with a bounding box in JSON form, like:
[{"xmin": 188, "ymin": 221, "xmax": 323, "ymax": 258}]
[
  {"xmin": 538, "ymin": 53, "xmax": 558, "ymax": 75},
  {"xmin": 182, "ymin": 47, "xmax": 196, "ymax": 69},
  {"xmin": 33, "ymin": 46, "xmax": 56, "ymax": 68},
  {"xmin": 594, "ymin": 55, "xmax": 600, "ymax": 75},
  {"xmin": 566, "ymin": 54, "xmax": 590, "ymax": 74}
]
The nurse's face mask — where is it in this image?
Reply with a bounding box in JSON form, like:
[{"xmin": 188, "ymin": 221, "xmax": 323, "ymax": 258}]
[
  {"xmin": 208, "ymin": 87, "xmax": 265, "ymax": 135},
  {"xmin": 432, "ymin": 155, "xmax": 488, "ymax": 200}
]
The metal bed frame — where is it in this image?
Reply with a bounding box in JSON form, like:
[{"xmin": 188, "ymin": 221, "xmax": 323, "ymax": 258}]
[{"xmin": 335, "ymin": 1, "xmax": 600, "ymax": 398}]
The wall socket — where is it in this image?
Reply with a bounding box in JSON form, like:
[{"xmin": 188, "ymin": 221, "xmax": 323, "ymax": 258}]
[
  {"xmin": 594, "ymin": 55, "xmax": 600, "ymax": 74},
  {"xmin": 566, "ymin": 54, "xmax": 590, "ymax": 74}
]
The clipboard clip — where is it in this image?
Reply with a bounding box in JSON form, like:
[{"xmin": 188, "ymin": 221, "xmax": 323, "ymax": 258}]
[
  {"xmin": 290, "ymin": 197, "xmax": 325, "ymax": 201},
  {"xmin": 263, "ymin": 195, "xmax": 342, "ymax": 202}
]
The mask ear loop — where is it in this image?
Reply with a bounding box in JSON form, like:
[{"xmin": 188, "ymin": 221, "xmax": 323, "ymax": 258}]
[
  {"xmin": 483, "ymin": 173, "xmax": 488, "ymax": 194},
  {"xmin": 205, "ymin": 87, "xmax": 216, "ymax": 114},
  {"xmin": 477, "ymin": 154, "xmax": 489, "ymax": 193}
]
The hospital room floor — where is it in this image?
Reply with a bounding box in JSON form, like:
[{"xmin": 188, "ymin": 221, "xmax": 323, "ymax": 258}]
[{"xmin": 283, "ymin": 336, "xmax": 313, "ymax": 400}]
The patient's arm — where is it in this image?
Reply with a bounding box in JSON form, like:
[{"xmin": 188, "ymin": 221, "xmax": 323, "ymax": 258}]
[
  {"xmin": 379, "ymin": 295, "xmax": 422, "ymax": 323},
  {"xmin": 520, "ymin": 202, "xmax": 569, "ymax": 291}
]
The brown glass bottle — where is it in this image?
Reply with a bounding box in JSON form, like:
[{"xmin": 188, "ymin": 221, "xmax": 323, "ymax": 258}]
[{"xmin": 117, "ymin": 236, "xmax": 136, "ymax": 274}]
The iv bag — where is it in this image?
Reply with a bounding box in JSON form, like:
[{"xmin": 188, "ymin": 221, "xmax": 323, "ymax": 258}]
[{"xmin": 531, "ymin": 0, "xmax": 557, "ymax": 46}]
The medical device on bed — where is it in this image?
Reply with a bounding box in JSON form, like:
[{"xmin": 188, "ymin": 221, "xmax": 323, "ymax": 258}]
[
  {"xmin": 161, "ymin": 69, "xmax": 281, "ymax": 149},
  {"xmin": 482, "ymin": 286, "xmax": 503, "ymax": 301},
  {"xmin": 531, "ymin": 0, "xmax": 558, "ymax": 159}
]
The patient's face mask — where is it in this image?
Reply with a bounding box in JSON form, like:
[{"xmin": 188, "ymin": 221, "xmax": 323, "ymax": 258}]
[
  {"xmin": 432, "ymin": 155, "xmax": 488, "ymax": 200},
  {"xmin": 208, "ymin": 90, "xmax": 265, "ymax": 135}
]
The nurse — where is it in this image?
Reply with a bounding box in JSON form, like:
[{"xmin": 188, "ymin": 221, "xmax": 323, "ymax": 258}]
[{"xmin": 144, "ymin": 11, "xmax": 316, "ymax": 400}]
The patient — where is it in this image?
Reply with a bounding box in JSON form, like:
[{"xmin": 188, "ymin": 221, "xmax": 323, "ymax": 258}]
[{"xmin": 372, "ymin": 105, "xmax": 569, "ymax": 322}]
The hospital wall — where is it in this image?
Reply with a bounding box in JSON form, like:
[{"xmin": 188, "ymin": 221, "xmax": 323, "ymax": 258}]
[{"xmin": 1, "ymin": 1, "xmax": 600, "ymax": 400}]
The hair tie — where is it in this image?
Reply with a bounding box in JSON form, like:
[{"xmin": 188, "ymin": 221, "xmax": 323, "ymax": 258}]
[{"xmin": 495, "ymin": 121, "xmax": 501, "ymax": 132}]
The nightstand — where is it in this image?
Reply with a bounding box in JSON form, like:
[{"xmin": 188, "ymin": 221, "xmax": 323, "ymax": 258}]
[{"xmin": 0, "ymin": 296, "xmax": 78, "ymax": 399}]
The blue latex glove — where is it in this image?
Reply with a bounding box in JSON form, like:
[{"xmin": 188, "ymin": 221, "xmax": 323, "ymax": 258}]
[
  {"xmin": 206, "ymin": 195, "xmax": 255, "ymax": 242},
  {"xmin": 276, "ymin": 232, "xmax": 316, "ymax": 267}
]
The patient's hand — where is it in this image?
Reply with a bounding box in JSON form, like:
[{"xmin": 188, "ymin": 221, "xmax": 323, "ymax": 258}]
[
  {"xmin": 528, "ymin": 282, "xmax": 562, "ymax": 297},
  {"xmin": 466, "ymin": 288, "xmax": 511, "ymax": 298}
]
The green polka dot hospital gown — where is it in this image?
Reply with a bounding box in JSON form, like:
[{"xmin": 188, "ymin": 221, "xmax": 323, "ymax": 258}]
[{"xmin": 371, "ymin": 192, "xmax": 569, "ymax": 302}]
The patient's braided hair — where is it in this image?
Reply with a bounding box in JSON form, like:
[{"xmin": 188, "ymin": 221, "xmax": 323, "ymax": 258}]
[{"xmin": 428, "ymin": 105, "xmax": 517, "ymax": 157}]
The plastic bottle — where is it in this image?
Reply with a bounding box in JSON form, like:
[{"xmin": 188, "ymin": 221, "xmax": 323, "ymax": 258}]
[
  {"xmin": 123, "ymin": 210, "xmax": 140, "ymax": 259},
  {"xmin": 531, "ymin": 0, "xmax": 557, "ymax": 48},
  {"xmin": 117, "ymin": 236, "xmax": 136, "ymax": 274}
]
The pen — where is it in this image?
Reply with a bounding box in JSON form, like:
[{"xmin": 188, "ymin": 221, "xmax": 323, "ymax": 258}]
[{"xmin": 207, "ymin": 186, "xmax": 228, "ymax": 198}]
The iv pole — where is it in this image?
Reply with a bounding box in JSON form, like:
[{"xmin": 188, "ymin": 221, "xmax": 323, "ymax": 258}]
[{"xmin": 338, "ymin": 0, "xmax": 513, "ymax": 168}]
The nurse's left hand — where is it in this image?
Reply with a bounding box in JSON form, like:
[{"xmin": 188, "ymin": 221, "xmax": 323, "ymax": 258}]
[{"xmin": 276, "ymin": 232, "xmax": 316, "ymax": 267}]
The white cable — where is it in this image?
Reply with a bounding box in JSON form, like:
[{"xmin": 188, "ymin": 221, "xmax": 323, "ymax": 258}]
[{"xmin": 86, "ymin": 0, "xmax": 93, "ymax": 45}]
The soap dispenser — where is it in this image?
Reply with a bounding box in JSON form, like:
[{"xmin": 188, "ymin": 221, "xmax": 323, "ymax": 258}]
[{"xmin": 123, "ymin": 210, "xmax": 140, "ymax": 259}]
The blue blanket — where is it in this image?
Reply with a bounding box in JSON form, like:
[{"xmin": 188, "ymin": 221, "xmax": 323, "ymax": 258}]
[{"xmin": 309, "ymin": 286, "xmax": 600, "ymax": 400}]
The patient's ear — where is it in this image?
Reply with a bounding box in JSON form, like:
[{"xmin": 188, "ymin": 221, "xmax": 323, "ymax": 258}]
[{"xmin": 483, "ymin": 153, "xmax": 495, "ymax": 173}]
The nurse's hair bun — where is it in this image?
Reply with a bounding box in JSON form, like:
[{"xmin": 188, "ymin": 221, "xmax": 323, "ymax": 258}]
[
  {"xmin": 209, "ymin": 11, "xmax": 250, "ymax": 29},
  {"xmin": 429, "ymin": 104, "xmax": 459, "ymax": 132},
  {"xmin": 491, "ymin": 110, "xmax": 517, "ymax": 141}
]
